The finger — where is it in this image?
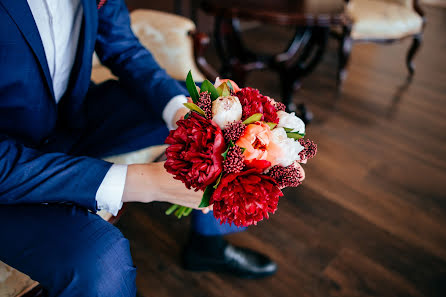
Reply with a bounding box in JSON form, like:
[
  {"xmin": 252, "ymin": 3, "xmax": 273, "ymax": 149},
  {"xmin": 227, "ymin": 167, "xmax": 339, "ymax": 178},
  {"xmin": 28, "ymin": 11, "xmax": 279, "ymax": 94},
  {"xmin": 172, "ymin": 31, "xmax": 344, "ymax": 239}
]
[
  {"xmin": 201, "ymin": 206, "xmax": 213, "ymax": 214},
  {"xmin": 201, "ymin": 205, "xmax": 213, "ymax": 213}
]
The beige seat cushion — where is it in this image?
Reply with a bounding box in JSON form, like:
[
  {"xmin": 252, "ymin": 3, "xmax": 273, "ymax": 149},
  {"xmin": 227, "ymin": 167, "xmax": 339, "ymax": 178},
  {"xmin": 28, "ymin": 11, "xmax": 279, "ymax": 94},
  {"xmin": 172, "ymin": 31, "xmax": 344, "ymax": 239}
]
[
  {"xmin": 0, "ymin": 263, "xmax": 38, "ymax": 297},
  {"xmin": 347, "ymin": 0, "xmax": 423, "ymax": 40}
]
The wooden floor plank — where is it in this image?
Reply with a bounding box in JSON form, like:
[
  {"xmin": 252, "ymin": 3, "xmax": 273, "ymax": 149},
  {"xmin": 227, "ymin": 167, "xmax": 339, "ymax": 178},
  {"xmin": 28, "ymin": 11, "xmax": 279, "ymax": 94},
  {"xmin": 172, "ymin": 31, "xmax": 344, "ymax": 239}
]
[{"xmin": 323, "ymin": 248, "xmax": 424, "ymax": 297}]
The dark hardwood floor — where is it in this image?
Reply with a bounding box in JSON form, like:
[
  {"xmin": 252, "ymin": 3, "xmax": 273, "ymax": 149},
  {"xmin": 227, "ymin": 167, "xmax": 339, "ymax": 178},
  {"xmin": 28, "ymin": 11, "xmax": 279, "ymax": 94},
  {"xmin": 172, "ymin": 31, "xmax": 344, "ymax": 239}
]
[{"xmin": 116, "ymin": 5, "xmax": 446, "ymax": 297}]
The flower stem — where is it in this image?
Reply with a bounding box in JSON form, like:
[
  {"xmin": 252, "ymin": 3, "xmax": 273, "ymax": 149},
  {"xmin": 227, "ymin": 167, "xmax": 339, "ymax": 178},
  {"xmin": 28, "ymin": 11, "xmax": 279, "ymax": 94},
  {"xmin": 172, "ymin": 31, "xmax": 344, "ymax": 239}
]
[
  {"xmin": 183, "ymin": 207, "xmax": 193, "ymax": 216},
  {"xmin": 165, "ymin": 204, "xmax": 193, "ymax": 219},
  {"xmin": 165, "ymin": 204, "xmax": 179, "ymax": 215},
  {"xmin": 175, "ymin": 206, "xmax": 186, "ymax": 218}
]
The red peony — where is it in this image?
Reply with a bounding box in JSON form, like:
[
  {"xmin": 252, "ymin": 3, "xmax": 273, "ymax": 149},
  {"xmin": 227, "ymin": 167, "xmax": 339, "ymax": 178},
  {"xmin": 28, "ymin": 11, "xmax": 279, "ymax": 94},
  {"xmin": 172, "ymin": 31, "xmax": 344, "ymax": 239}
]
[
  {"xmin": 210, "ymin": 168, "xmax": 283, "ymax": 227},
  {"xmin": 236, "ymin": 87, "xmax": 279, "ymax": 124},
  {"xmin": 164, "ymin": 112, "xmax": 226, "ymax": 191}
]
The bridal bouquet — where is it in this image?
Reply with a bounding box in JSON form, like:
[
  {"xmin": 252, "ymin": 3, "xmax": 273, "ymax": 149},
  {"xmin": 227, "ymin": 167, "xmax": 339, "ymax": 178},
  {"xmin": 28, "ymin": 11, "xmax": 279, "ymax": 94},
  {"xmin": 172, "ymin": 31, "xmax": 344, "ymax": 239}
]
[{"xmin": 164, "ymin": 71, "xmax": 317, "ymax": 227}]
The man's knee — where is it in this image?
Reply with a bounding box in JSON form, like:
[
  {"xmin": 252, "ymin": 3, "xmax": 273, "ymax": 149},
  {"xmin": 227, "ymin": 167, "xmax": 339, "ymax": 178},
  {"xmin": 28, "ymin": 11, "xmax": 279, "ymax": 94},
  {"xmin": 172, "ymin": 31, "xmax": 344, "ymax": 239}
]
[{"xmin": 53, "ymin": 224, "xmax": 136, "ymax": 297}]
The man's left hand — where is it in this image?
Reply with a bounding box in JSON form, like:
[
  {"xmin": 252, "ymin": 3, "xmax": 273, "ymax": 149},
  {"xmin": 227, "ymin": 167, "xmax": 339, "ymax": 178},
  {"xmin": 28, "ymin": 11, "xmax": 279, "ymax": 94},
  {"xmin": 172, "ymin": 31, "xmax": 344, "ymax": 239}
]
[{"xmin": 171, "ymin": 107, "xmax": 189, "ymax": 130}]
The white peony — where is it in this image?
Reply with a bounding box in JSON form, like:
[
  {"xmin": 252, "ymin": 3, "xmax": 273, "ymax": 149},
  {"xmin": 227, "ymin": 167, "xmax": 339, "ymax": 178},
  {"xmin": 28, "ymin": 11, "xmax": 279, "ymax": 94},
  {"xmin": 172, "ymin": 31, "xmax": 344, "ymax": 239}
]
[
  {"xmin": 212, "ymin": 96, "xmax": 243, "ymax": 129},
  {"xmin": 270, "ymin": 128, "xmax": 304, "ymax": 167},
  {"xmin": 277, "ymin": 111, "xmax": 305, "ymax": 134}
]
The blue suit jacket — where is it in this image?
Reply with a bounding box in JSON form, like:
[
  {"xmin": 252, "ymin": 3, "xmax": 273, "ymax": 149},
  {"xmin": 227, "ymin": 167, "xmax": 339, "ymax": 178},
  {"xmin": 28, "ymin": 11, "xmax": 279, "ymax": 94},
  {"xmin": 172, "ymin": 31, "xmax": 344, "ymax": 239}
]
[{"xmin": 0, "ymin": 0, "xmax": 187, "ymax": 211}]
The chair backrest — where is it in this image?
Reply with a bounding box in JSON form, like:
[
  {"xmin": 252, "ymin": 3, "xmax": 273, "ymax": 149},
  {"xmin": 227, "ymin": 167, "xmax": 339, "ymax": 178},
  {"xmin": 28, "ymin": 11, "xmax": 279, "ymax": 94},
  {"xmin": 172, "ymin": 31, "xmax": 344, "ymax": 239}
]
[
  {"xmin": 130, "ymin": 9, "xmax": 205, "ymax": 82},
  {"xmin": 0, "ymin": 262, "xmax": 38, "ymax": 297}
]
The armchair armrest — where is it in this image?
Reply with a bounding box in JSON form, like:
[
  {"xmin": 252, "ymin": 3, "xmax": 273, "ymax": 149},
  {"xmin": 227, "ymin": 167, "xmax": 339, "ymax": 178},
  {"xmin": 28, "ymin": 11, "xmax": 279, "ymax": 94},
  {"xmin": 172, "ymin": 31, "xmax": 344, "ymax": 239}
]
[{"xmin": 189, "ymin": 30, "xmax": 219, "ymax": 82}]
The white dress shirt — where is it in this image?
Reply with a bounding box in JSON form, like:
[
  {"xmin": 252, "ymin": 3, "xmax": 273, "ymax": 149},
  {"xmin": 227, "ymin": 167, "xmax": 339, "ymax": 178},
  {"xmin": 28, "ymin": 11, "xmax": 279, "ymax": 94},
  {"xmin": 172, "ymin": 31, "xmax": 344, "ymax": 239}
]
[{"xmin": 28, "ymin": 0, "xmax": 187, "ymax": 215}]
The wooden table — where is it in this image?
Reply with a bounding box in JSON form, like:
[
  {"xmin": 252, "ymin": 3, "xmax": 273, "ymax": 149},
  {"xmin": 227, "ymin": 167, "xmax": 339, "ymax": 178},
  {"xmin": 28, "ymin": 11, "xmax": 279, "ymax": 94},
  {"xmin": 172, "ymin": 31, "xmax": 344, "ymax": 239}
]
[{"xmin": 201, "ymin": 0, "xmax": 350, "ymax": 121}]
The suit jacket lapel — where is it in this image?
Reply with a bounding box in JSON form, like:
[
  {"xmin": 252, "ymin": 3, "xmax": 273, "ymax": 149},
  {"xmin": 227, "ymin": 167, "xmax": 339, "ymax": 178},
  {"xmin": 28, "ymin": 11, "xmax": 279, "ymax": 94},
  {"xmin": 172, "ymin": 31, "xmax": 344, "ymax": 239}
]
[
  {"xmin": 57, "ymin": 0, "xmax": 98, "ymax": 129},
  {"xmin": 68, "ymin": 0, "xmax": 98, "ymax": 98},
  {"xmin": 0, "ymin": 0, "xmax": 55, "ymax": 100}
]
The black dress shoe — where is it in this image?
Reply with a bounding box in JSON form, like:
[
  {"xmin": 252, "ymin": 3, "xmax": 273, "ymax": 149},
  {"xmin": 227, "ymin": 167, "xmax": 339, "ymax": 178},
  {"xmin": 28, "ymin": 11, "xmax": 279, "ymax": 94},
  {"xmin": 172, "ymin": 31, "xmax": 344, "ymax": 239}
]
[{"xmin": 182, "ymin": 234, "xmax": 277, "ymax": 279}]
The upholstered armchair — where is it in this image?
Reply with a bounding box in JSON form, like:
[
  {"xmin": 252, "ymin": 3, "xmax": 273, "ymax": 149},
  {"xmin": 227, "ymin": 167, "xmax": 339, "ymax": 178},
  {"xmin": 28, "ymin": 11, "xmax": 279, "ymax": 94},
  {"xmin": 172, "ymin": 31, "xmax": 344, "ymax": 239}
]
[
  {"xmin": 334, "ymin": 0, "xmax": 425, "ymax": 88},
  {"xmin": 0, "ymin": 9, "xmax": 214, "ymax": 297}
]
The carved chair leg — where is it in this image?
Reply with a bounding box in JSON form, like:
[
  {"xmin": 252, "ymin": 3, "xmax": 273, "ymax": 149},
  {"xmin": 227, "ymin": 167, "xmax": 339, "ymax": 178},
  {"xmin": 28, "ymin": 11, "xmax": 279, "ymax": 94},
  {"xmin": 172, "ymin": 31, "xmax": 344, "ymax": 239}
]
[
  {"xmin": 337, "ymin": 25, "xmax": 353, "ymax": 90},
  {"xmin": 279, "ymin": 70, "xmax": 296, "ymax": 112},
  {"xmin": 406, "ymin": 33, "xmax": 422, "ymax": 76},
  {"xmin": 190, "ymin": 31, "xmax": 219, "ymax": 82}
]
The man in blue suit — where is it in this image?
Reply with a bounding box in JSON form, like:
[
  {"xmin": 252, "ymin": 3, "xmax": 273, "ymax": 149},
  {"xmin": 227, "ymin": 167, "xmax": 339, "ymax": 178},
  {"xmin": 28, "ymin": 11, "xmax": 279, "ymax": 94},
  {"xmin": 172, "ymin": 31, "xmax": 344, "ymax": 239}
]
[{"xmin": 0, "ymin": 0, "xmax": 277, "ymax": 296}]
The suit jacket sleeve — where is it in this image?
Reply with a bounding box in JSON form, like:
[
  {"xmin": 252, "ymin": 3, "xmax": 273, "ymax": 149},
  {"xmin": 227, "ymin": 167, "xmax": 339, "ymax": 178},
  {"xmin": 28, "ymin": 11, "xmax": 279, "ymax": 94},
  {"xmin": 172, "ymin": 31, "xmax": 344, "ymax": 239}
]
[
  {"xmin": 0, "ymin": 135, "xmax": 112, "ymax": 211},
  {"xmin": 95, "ymin": 0, "xmax": 188, "ymax": 113}
]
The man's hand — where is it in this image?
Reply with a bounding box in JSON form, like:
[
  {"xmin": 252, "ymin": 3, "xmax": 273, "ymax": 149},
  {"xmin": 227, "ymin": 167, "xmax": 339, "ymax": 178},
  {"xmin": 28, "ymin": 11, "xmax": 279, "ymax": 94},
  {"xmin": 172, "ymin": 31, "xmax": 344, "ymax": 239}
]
[
  {"xmin": 122, "ymin": 162, "xmax": 211, "ymax": 211},
  {"xmin": 171, "ymin": 107, "xmax": 189, "ymax": 130}
]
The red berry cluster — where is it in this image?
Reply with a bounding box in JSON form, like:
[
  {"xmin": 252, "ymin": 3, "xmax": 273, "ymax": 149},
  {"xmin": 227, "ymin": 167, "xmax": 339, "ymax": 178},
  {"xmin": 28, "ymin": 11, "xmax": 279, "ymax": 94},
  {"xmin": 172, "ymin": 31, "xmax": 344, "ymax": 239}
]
[
  {"xmin": 298, "ymin": 139, "xmax": 317, "ymax": 161},
  {"xmin": 223, "ymin": 146, "xmax": 245, "ymax": 173},
  {"xmin": 197, "ymin": 92, "xmax": 212, "ymax": 119},
  {"xmin": 223, "ymin": 120, "xmax": 246, "ymax": 142},
  {"xmin": 267, "ymin": 165, "xmax": 302, "ymax": 189}
]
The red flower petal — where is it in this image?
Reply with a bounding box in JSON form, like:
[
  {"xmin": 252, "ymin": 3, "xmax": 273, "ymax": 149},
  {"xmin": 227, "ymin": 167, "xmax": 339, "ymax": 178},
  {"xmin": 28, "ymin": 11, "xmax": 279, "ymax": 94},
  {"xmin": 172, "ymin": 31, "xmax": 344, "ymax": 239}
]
[
  {"xmin": 210, "ymin": 169, "xmax": 283, "ymax": 227},
  {"xmin": 164, "ymin": 112, "xmax": 226, "ymax": 191},
  {"xmin": 245, "ymin": 159, "xmax": 271, "ymax": 171},
  {"xmin": 236, "ymin": 87, "xmax": 279, "ymax": 124}
]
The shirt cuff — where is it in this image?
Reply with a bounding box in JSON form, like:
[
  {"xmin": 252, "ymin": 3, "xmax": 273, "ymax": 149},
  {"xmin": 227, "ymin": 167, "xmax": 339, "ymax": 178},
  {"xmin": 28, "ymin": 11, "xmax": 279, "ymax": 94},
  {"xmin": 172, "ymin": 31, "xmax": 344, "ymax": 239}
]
[
  {"xmin": 162, "ymin": 94, "xmax": 188, "ymax": 130},
  {"xmin": 95, "ymin": 164, "xmax": 127, "ymax": 216}
]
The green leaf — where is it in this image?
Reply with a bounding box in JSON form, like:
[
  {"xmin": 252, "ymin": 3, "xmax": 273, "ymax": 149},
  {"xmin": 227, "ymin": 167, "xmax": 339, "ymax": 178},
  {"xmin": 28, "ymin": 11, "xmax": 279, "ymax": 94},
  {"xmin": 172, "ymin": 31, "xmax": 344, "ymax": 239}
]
[
  {"xmin": 286, "ymin": 132, "xmax": 305, "ymax": 140},
  {"xmin": 198, "ymin": 185, "xmax": 214, "ymax": 208},
  {"xmin": 186, "ymin": 70, "xmax": 199, "ymax": 103},
  {"xmin": 183, "ymin": 102, "xmax": 205, "ymax": 116},
  {"xmin": 226, "ymin": 81, "xmax": 234, "ymax": 92},
  {"xmin": 242, "ymin": 113, "xmax": 262, "ymax": 125},
  {"xmin": 266, "ymin": 122, "xmax": 277, "ymax": 130},
  {"xmin": 216, "ymin": 82, "xmax": 231, "ymax": 97},
  {"xmin": 240, "ymin": 147, "xmax": 246, "ymax": 153},
  {"xmin": 200, "ymin": 80, "xmax": 219, "ymax": 101},
  {"xmin": 283, "ymin": 128, "xmax": 305, "ymax": 136},
  {"xmin": 221, "ymin": 140, "xmax": 235, "ymax": 160},
  {"xmin": 165, "ymin": 204, "xmax": 179, "ymax": 215},
  {"xmin": 184, "ymin": 112, "xmax": 190, "ymax": 119},
  {"xmin": 213, "ymin": 173, "xmax": 223, "ymax": 189}
]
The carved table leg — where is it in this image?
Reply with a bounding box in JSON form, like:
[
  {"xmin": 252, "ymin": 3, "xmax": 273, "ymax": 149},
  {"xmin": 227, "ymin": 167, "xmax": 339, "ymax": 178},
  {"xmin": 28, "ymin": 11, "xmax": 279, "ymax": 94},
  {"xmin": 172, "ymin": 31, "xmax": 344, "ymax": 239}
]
[
  {"xmin": 279, "ymin": 70, "xmax": 297, "ymax": 112},
  {"xmin": 279, "ymin": 27, "xmax": 329, "ymax": 122},
  {"xmin": 214, "ymin": 16, "xmax": 254, "ymax": 86},
  {"xmin": 406, "ymin": 33, "xmax": 422, "ymax": 76},
  {"xmin": 214, "ymin": 15, "xmax": 232, "ymax": 77},
  {"xmin": 212, "ymin": 17, "xmax": 331, "ymax": 124}
]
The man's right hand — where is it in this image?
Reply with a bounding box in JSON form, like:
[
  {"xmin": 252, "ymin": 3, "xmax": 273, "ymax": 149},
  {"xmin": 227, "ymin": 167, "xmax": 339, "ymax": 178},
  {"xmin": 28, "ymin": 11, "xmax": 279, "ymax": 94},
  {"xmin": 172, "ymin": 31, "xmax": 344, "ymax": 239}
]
[{"xmin": 122, "ymin": 162, "xmax": 212, "ymax": 212}]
